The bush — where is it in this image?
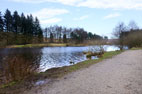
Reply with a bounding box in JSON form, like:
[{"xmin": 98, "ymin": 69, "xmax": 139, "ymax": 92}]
[
  {"xmin": 124, "ymin": 31, "xmax": 142, "ymax": 48},
  {"xmin": 0, "ymin": 48, "xmax": 41, "ymax": 85}
]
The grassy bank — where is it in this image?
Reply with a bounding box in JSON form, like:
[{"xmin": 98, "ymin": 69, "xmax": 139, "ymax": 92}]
[
  {"xmin": 4, "ymin": 43, "xmax": 98, "ymax": 48},
  {"xmin": 5, "ymin": 43, "xmax": 68, "ymax": 48},
  {"xmin": 0, "ymin": 50, "xmax": 123, "ymax": 94},
  {"xmin": 40, "ymin": 50, "xmax": 122, "ymax": 78},
  {"xmin": 131, "ymin": 47, "xmax": 142, "ymax": 50}
]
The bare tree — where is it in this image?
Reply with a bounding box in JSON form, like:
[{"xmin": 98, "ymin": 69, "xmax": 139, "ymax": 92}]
[
  {"xmin": 113, "ymin": 22, "xmax": 127, "ymax": 50},
  {"xmin": 128, "ymin": 21, "xmax": 139, "ymax": 31},
  {"xmin": 44, "ymin": 28, "xmax": 48, "ymax": 42}
]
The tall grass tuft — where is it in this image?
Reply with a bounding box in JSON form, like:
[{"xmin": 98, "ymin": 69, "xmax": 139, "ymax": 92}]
[{"xmin": 0, "ymin": 48, "xmax": 41, "ymax": 86}]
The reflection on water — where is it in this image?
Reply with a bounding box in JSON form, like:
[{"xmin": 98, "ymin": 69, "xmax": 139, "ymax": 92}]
[
  {"xmin": 39, "ymin": 45, "xmax": 119, "ymax": 71},
  {"xmin": 40, "ymin": 47, "xmax": 87, "ymax": 72},
  {"xmin": 0, "ymin": 45, "xmax": 120, "ymax": 74}
]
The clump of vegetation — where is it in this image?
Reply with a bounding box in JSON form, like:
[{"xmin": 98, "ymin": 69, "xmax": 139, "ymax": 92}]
[
  {"xmin": 0, "ymin": 48, "xmax": 41, "ymax": 87},
  {"xmin": 113, "ymin": 21, "xmax": 142, "ymax": 49},
  {"xmin": 124, "ymin": 31, "xmax": 142, "ymax": 48},
  {"xmin": 84, "ymin": 45, "xmax": 106, "ymax": 59}
]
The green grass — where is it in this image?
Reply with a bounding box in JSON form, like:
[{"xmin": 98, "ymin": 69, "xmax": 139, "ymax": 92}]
[
  {"xmin": 69, "ymin": 50, "xmax": 122, "ymax": 71},
  {"xmin": 47, "ymin": 43, "xmax": 67, "ymax": 47},
  {"xmin": 1, "ymin": 81, "xmax": 16, "ymax": 88},
  {"xmin": 6, "ymin": 43, "xmax": 105, "ymax": 48},
  {"xmin": 7, "ymin": 43, "xmax": 67, "ymax": 48},
  {"xmin": 3, "ymin": 42, "xmax": 110, "ymax": 48},
  {"xmin": 7, "ymin": 43, "xmax": 96, "ymax": 48},
  {"xmin": 39, "ymin": 50, "xmax": 123, "ymax": 79},
  {"xmin": 131, "ymin": 47, "xmax": 142, "ymax": 50}
]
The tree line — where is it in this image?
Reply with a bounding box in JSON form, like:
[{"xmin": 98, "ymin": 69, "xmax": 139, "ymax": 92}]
[
  {"xmin": 44, "ymin": 25, "xmax": 103, "ymax": 43},
  {"xmin": 0, "ymin": 9, "xmax": 105, "ymax": 46},
  {"xmin": 113, "ymin": 21, "xmax": 142, "ymax": 49},
  {"xmin": 0, "ymin": 9, "xmax": 43, "ymax": 46}
]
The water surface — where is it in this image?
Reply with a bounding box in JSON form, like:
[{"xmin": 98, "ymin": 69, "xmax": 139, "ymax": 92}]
[{"xmin": 0, "ymin": 45, "xmax": 119, "ymax": 72}]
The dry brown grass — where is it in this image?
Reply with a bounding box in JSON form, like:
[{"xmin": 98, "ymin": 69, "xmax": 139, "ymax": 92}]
[
  {"xmin": 0, "ymin": 49, "xmax": 41, "ymax": 87},
  {"xmin": 124, "ymin": 31, "xmax": 142, "ymax": 48}
]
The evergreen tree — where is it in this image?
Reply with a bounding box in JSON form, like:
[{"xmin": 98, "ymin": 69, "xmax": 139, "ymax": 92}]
[
  {"xmin": 0, "ymin": 12, "xmax": 4, "ymax": 32},
  {"xmin": 24, "ymin": 14, "xmax": 33, "ymax": 43},
  {"xmin": 20, "ymin": 13, "xmax": 27, "ymax": 44},
  {"xmin": 0, "ymin": 12, "xmax": 4, "ymax": 46},
  {"xmin": 4, "ymin": 9, "xmax": 13, "ymax": 32},
  {"xmin": 13, "ymin": 11, "xmax": 20, "ymax": 34},
  {"xmin": 29, "ymin": 14, "xmax": 34, "ymax": 36},
  {"xmin": 20, "ymin": 13, "xmax": 26, "ymax": 35},
  {"xmin": 0, "ymin": 9, "xmax": 44, "ymax": 46},
  {"xmin": 4, "ymin": 9, "xmax": 13, "ymax": 45},
  {"xmin": 63, "ymin": 34, "xmax": 67, "ymax": 43},
  {"xmin": 34, "ymin": 17, "xmax": 43, "ymax": 42},
  {"xmin": 38, "ymin": 28, "xmax": 43, "ymax": 42},
  {"xmin": 34, "ymin": 17, "xmax": 40, "ymax": 36},
  {"xmin": 12, "ymin": 11, "xmax": 21, "ymax": 44},
  {"xmin": 88, "ymin": 32, "xmax": 94, "ymax": 39}
]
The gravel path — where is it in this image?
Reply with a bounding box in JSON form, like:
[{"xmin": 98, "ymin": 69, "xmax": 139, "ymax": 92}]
[{"xmin": 24, "ymin": 50, "xmax": 142, "ymax": 94}]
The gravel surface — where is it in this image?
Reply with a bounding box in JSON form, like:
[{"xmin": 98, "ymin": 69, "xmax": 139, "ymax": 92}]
[{"xmin": 23, "ymin": 50, "xmax": 142, "ymax": 94}]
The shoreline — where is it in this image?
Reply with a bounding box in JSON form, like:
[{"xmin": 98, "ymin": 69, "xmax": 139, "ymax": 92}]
[
  {"xmin": 30, "ymin": 50, "xmax": 142, "ymax": 94},
  {"xmin": 0, "ymin": 43, "xmax": 110, "ymax": 49},
  {"xmin": 0, "ymin": 50, "xmax": 123, "ymax": 94}
]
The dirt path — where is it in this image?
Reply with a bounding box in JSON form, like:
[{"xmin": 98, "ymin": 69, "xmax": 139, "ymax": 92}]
[{"xmin": 23, "ymin": 50, "xmax": 142, "ymax": 94}]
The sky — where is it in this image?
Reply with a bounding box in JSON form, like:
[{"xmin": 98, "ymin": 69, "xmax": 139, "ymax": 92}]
[{"xmin": 1, "ymin": 0, "xmax": 142, "ymax": 38}]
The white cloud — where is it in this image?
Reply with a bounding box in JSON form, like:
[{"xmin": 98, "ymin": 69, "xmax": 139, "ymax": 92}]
[
  {"xmin": 40, "ymin": 18, "xmax": 62, "ymax": 24},
  {"xmin": 74, "ymin": 15, "xmax": 89, "ymax": 21},
  {"xmin": 32, "ymin": 8, "xmax": 69, "ymax": 19},
  {"xmin": 10, "ymin": 0, "xmax": 83, "ymax": 5},
  {"xmin": 78, "ymin": 0, "xmax": 142, "ymax": 10},
  {"xmin": 10, "ymin": 0, "xmax": 142, "ymax": 10},
  {"xmin": 52, "ymin": 0, "xmax": 84, "ymax": 6},
  {"xmin": 104, "ymin": 13, "xmax": 121, "ymax": 19},
  {"xmin": 10, "ymin": 0, "xmax": 47, "ymax": 3},
  {"xmin": 30, "ymin": 8, "xmax": 69, "ymax": 24},
  {"xmin": 79, "ymin": 15, "xmax": 89, "ymax": 20}
]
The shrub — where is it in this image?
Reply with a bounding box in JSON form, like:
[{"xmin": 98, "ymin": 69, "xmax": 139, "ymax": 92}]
[
  {"xmin": 0, "ymin": 48, "xmax": 41, "ymax": 86},
  {"xmin": 124, "ymin": 31, "xmax": 142, "ymax": 48}
]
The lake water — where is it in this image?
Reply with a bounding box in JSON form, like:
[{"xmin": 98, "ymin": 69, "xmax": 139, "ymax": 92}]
[{"xmin": 0, "ymin": 45, "xmax": 120, "ymax": 72}]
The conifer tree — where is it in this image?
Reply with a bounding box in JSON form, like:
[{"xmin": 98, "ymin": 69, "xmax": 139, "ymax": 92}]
[{"xmin": 0, "ymin": 12, "xmax": 4, "ymax": 32}]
